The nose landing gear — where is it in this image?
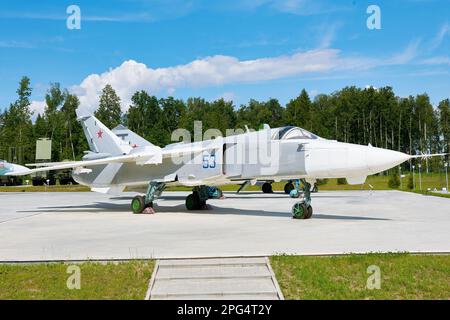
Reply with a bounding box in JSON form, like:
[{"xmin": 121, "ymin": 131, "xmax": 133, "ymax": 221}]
[{"xmin": 292, "ymin": 179, "xmax": 313, "ymax": 219}]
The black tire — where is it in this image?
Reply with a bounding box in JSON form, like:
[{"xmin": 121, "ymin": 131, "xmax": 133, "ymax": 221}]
[
  {"xmin": 33, "ymin": 178, "xmax": 44, "ymax": 186},
  {"xmin": 292, "ymin": 202, "xmax": 309, "ymax": 219},
  {"xmin": 284, "ymin": 182, "xmax": 295, "ymax": 194},
  {"xmin": 312, "ymin": 184, "xmax": 318, "ymax": 193},
  {"xmin": 186, "ymin": 193, "xmax": 200, "ymax": 210},
  {"xmin": 306, "ymin": 205, "xmax": 313, "ymax": 219},
  {"xmin": 131, "ymin": 195, "xmax": 146, "ymax": 214},
  {"xmin": 262, "ymin": 182, "xmax": 273, "ymax": 193}
]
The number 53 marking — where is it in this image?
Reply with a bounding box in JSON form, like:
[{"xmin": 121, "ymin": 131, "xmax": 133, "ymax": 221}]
[{"xmin": 203, "ymin": 154, "xmax": 216, "ymax": 169}]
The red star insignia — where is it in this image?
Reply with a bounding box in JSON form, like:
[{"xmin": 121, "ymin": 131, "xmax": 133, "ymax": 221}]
[
  {"xmin": 97, "ymin": 130, "xmax": 103, "ymax": 138},
  {"xmin": 132, "ymin": 144, "xmax": 138, "ymax": 148}
]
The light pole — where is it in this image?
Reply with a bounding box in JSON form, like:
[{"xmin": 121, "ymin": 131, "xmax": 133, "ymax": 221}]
[
  {"xmin": 445, "ymin": 162, "xmax": 449, "ymax": 193},
  {"xmin": 412, "ymin": 165, "xmax": 415, "ymax": 190},
  {"xmin": 418, "ymin": 163, "xmax": 422, "ymax": 191}
]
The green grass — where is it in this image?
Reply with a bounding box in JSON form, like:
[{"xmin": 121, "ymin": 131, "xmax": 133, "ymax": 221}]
[
  {"xmin": 270, "ymin": 253, "xmax": 450, "ymax": 300},
  {"xmin": 0, "ymin": 260, "xmax": 154, "ymax": 300}
]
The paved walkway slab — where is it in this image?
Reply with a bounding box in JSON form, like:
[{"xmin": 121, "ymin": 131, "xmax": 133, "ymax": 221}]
[{"xmin": 146, "ymin": 257, "xmax": 284, "ymax": 300}]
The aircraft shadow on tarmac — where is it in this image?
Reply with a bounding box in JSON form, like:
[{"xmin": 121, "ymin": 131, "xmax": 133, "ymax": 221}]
[{"xmin": 17, "ymin": 202, "xmax": 391, "ymax": 221}]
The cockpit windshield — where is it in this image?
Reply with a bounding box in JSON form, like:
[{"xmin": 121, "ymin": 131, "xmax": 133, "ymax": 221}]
[{"xmin": 273, "ymin": 126, "xmax": 319, "ymax": 140}]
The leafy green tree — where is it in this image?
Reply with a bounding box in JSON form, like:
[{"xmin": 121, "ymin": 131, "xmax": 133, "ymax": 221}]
[
  {"xmin": 1, "ymin": 77, "xmax": 34, "ymax": 164},
  {"xmin": 236, "ymin": 98, "xmax": 283, "ymax": 129},
  {"xmin": 159, "ymin": 97, "xmax": 186, "ymax": 145},
  {"xmin": 284, "ymin": 89, "xmax": 313, "ymax": 130},
  {"xmin": 95, "ymin": 84, "xmax": 122, "ymax": 129},
  {"xmin": 126, "ymin": 91, "xmax": 162, "ymax": 145},
  {"xmin": 61, "ymin": 93, "xmax": 87, "ymax": 160},
  {"xmin": 407, "ymin": 174, "xmax": 414, "ymax": 190},
  {"xmin": 44, "ymin": 83, "xmax": 65, "ymax": 161},
  {"xmin": 438, "ymin": 99, "xmax": 450, "ymax": 154},
  {"xmin": 388, "ymin": 172, "xmax": 401, "ymax": 189},
  {"xmin": 179, "ymin": 97, "xmax": 209, "ymax": 138},
  {"xmin": 207, "ymin": 99, "xmax": 237, "ymax": 135},
  {"xmin": 34, "ymin": 114, "xmax": 47, "ymax": 139}
]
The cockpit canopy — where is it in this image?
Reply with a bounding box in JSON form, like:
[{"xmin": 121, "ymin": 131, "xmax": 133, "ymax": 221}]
[{"xmin": 272, "ymin": 126, "xmax": 320, "ymax": 140}]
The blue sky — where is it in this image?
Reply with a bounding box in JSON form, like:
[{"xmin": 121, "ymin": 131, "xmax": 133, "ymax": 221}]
[{"xmin": 0, "ymin": 0, "xmax": 449, "ymax": 115}]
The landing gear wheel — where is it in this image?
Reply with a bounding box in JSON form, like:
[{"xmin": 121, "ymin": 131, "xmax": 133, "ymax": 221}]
[
  {"xmin": 312, "ymin": 184, "xmax": 318, "ymax": 193},
  {"xmin": 186, "ymin": 193, "xmax": 200, "ymax": 210},
  {"xmin": 289, "ymin": 189, "xmax": 300, "ymax": 198},
  {"xmin": 284, "ymin": 182, "xmax": 295, "ymax": 194},
  {"xmin": 262, "ymin": 182, "xmax": 273, "ymax": 193},
  {"xmin": 292, "ymin": 202, "xmax": 309, "ymax": 219},
  {"xmin": 306, "ymin": 205, "xmax": 313, "ymax": 219},
  {"xmin": 131, "ymin": 195, "xmax": 146, "ymax": 214}
]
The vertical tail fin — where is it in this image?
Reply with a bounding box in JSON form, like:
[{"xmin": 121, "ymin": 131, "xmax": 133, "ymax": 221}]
[
  {"xmin": 112, "ymin": 124, "xmax": 154, "ymax": 148},
  {"xmin": 76, "ymin": 110, "xmax": 131, "ymax": 156}
]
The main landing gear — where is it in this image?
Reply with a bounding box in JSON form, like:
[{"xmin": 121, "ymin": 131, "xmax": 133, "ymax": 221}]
[
  {"xmin": 262, "ymin": 182, "xmax": 273, "ymax": 193},
  {"xmin": 284, "ymin": 181, "xmax": 295, "ymax": 194},
  {"xmin": 291, "ymin": 179, "xmax": 313, "ymax": 219},
  {"xmin": 185, "ymin": 186, "xmax": 223, "ymax": 210},
  {"xmin": 284, "ymin": 180, "xmax": 318, "ymax": 194},
  {"xmin": 131, "ymin": 181, "xmax": 165, "ymax": 214}
]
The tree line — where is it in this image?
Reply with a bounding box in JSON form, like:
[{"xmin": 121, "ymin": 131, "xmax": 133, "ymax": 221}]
[{"xmin": 1, "ymin": 76, "xmax": 449, "ymax": 172}]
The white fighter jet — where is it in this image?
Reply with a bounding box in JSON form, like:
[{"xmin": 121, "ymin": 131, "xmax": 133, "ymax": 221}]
[{"xmin": 0, "ymin": 113, "xmax": 444, "ymax": 219}]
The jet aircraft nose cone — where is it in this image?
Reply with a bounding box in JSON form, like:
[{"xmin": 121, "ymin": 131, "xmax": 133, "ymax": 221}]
[{"xmin": 367, "ymin": 147, "xmax": 410, "ymax": 174}]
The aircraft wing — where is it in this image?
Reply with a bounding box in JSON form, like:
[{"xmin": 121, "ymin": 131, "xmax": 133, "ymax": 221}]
[{"xmin": 2, "ymin": 144, "xmax": 221, "ymax": 176}]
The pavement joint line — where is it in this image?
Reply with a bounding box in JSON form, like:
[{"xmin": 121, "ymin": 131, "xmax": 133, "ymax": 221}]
[
  {"xmin": 150, "ymin": 291, "xmax": 279, "ymax": 298},
  {"xmin": 158, "ymin": 263, "xmax": 268, "ymax": 268},
  {"xmin": 1, "ymin": 252, "xmax": 449, "ymax": 265},
  {"xmin": 156, "ymin": 275, "xmax": 274, "ymax": 281}
]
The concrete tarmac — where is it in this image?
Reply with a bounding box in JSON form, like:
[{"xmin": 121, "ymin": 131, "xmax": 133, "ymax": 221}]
[{"xmin": 0, "ymin": 190, "xmax": 449, "ymax": 261}]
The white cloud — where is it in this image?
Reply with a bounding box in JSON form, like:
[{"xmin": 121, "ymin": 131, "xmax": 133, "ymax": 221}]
[
  {"xmin": 237, "ymin": 0, "xmax": 347, "ymax": 15},
  {"xmin": 218, "ymin": 92, "xmax": 236, "ymax": 102},
  {"xmin": 316, "ymin": 22, "xmax": 341, "ymax": 48},
  {"xmin": 30, "ymin": 100, "xmax": 47, "ymax": 118},
  {"xmin": 71, "ymin": 49, "xmax": 343, "ymax": 113},
  {"xmin": 429, "ymin": 23, "xmax": 449, "ymax": 51},
  {"xmin": 0, "ymin": 11, "xmax": 154, "ymax": 23},
  {"xmin": 422, "ymin": 56, "xmax": 450, "ymax": 66},
  {"xmin": 0, "ymin": 40, "xmax": 34, "ymax": 49},
  {"xmin": 27, "ymin": 42, "xmax": 422, "ymax": 115},
  {"xmin": 387, "ymin": 39, "xmax": 421, "ymax": 65}
]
